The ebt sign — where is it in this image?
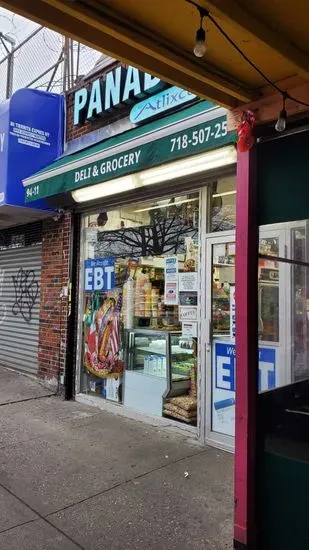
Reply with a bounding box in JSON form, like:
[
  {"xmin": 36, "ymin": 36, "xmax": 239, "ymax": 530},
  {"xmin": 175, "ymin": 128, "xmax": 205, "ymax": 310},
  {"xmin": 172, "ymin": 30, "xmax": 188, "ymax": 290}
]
[
  {"xmin": 74, "ymin": 66, "xmax": 165, "ymax": 125},
  {"xmin": 215, "ymin": 342, "xmax": 276, "ymax": 393},
  {"xmin": 84, "ymin": 258, "xmax": 115, "ymax": 291}
]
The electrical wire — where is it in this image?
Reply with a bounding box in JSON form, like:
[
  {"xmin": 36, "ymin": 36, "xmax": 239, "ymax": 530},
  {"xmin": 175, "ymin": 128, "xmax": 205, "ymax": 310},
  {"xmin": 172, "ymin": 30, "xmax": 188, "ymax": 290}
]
[{"xmin": 186, "ymin": 0, "xmax": 309, "ymax": 109}]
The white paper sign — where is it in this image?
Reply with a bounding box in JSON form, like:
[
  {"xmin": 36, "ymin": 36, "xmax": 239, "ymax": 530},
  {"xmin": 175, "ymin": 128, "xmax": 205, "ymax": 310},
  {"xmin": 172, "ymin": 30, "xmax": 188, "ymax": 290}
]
[
  {"xmin": 182, "ymin": 321, "xmax": 197, "ymax": 338},
  {"xmin": 164, "ymin": 256, "xmax": 178, "ymax": 280},
  {"xmin": 179, "ymin": 306, "xmax": 197, "ymax": 321},
  {"xmin": 164, "ymin": 256, "xmax": 179, "ymax": 304},
  {"xmin": 179, "ymin": 272, "xmax": 198, "ymax": 292},
  {"xmin": 85, "ymin": 227, "xmax": 98, "ymax": 243}
]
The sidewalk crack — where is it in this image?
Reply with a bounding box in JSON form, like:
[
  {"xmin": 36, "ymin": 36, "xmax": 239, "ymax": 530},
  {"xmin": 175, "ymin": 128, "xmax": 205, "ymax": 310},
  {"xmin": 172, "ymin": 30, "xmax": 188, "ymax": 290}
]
[
  {"xmin": 46, "ymin": 447, "xmax": 208, "ymax": 518},
  {"xmin": 0, "ymin": 394, "xmax": 56, "ymax": 407}
]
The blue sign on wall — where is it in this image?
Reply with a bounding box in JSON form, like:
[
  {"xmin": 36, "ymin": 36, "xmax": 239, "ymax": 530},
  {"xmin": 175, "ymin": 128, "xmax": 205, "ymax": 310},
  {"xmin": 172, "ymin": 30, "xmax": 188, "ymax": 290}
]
[
  {"xmin": 0, "ymin": 100, "xmax": 9, "ymax": 205},
  {"xmin": 0, "ymin": 88, "xmax": 63, "ymax": 210},
  {"xmin": 84, "ymin": 258, "xmax": 115, "ymax": 291},
  {"xmin": 215, "ymin": 342, "xmax": 276, "ymax": 393}
]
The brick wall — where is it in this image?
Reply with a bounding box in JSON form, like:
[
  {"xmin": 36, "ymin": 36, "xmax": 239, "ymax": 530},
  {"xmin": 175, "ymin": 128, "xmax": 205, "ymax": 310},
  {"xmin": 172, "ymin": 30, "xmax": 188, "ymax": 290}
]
[{"xmin": 38, "ymin": 213, "xmax": 71, "ymax": 388}]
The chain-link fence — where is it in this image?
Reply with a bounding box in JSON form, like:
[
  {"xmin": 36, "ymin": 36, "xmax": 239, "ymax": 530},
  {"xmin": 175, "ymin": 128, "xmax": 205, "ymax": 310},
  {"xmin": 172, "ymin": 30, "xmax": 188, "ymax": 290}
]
[{"xmin": 0, "ymin": 25, "xmax": 102, "ymax": 102}]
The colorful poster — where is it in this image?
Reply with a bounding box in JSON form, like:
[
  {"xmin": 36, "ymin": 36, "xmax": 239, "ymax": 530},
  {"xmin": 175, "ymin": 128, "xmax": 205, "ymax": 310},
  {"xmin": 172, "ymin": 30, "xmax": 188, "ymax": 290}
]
[
  {"xmin": 84, "ymin": 257, "xmax": 115, "ymax": 291},
  {"xmin": 212, "ymin": 341, "xmax": 276, "ymax": 437},
  {"xmin": 164, "ymin": 281, "xmax": 178, "ymax": 305},
  {"xmin": 164, "ymin": 256, "xmax": 178, "ymax": 305},
  {"xmin": 84, "ymin": 290, "xmax": 124, "ymax": 378}
]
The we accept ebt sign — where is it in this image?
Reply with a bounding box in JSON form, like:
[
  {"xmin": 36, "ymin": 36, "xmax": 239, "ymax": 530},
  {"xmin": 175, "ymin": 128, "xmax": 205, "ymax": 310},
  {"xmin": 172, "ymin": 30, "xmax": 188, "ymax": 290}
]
[
  {"xmin": 215, "ymin": 342, "xmax": 276, "ymax": 393},
  {"xmin": 84, "ymin": 258, "xmax": 115, "ymax": 291},
  {"xmin": 212, "ymin": 341, "xmax": 276, "ymax": 437}
]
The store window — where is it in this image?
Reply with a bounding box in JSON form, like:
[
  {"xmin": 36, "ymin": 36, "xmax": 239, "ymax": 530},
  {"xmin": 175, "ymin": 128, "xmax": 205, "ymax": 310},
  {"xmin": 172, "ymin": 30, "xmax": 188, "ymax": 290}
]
[
  {"xmin": 211, "ymin": 176, "xmax": 236, "ymax": 232},
  {"xmin": 81, "ymin": 192, "xmax": 199, "ymax": 425},
  {"xmin": 208, "ymin": 230, "xmax": 283, "ymax": 438},
  {"xmin": 257, "ymin": 222, "xmax": 309, "ymax": 394}
]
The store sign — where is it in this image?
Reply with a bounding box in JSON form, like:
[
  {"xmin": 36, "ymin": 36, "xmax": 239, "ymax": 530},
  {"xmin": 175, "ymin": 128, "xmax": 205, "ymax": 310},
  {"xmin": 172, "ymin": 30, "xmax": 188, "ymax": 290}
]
[
  {"xmin": 74, "ymin": 67, "xmax": 166, "ymax": 125},
  {"xmin": 212, "ymin": 341, "xmax": 276, "ymax": 437},
  {"xmin": 25, "ymin": 115, "xmax": 234, "ymax": 202},
  {"xmin": 129, "ymin": 86, "xmax": 197, "ymax": 124},
  {"xmin": 84, "ymin": 258, "xmax": 115, "ymax": 291},
  {"xmin": 179, "ymin": 306, "xmax": 197, "ymax": 321},
  {"xmin": 1, "ymin": 89, "xmax": 63, "ymax": 209}
]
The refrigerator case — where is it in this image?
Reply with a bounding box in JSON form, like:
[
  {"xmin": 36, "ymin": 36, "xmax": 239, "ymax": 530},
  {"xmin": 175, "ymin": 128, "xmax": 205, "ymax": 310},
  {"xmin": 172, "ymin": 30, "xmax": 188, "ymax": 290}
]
[{"xmin": 124, "ymin": 329, "xmax": 196, "ymax": 421}]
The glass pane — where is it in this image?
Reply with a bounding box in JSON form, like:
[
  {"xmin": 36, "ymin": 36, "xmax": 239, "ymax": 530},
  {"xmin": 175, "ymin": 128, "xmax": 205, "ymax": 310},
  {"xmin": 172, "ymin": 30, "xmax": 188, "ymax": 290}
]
[
  {"xmin": 258, "ymin": 237, "xmax": 279, "ymax": 342},
  {"xmin": 81, "ymin": 192, "xmax": 199, "ymax": 415},
  {"xmin": 291, "ymin": 227, "xmax": 309, "ymax": 382},
  {"xmin": 211, "ymin": 240, "xmax": 236, "ymax": 437},
  {"xmin": 171, "ymin": 332, "xmax": 195, "ymax": 381},
  {"xmin": 211, "ymin": 175, "xmax": 236, "ymax": 232},
  {"xmin": 130, "ymin": 332, "xmax": 167, "ymax": 378},
  {"xmin": 212, "ymin": 242, "xmax": 235, "ymax": 338},
  {"xmin": 258, "ymin": 222, "xmax": 309, "ymax": 394}
]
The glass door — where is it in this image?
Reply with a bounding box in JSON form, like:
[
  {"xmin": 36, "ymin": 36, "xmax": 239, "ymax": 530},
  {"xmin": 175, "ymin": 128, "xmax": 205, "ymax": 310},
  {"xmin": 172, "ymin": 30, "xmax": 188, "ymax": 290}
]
[
  {"xmin": 258, "ymin": 227, "xmax": 287, "ymax": 392},
  {"xmin": 205, "ymin": 232, "xmax": 236, "ymax": 450},
  {"xmin": 205, "ymin": 227, "xmax": 288, "ymax": 450}
]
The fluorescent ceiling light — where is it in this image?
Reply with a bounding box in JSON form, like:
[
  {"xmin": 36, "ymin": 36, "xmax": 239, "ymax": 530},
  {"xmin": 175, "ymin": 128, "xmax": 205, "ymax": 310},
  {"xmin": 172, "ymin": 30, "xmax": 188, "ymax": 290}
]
[
  {"xmin": 134, "ymin": 197, "xmax": 198, "ymax": 213},
  {"xmin": 71, "ymin": 145, "xmax": 236, "ymax": 204},
  {"xmin": 212, "ymin": 190, "xmax": 236, "ymax": 198},
  {"xmin": 72, "ymin": 175, "xmax": 136, "ymax": 203},
  {"xmin": 139, "ymin": 146, "xmax": 236, "ymax": 186}
]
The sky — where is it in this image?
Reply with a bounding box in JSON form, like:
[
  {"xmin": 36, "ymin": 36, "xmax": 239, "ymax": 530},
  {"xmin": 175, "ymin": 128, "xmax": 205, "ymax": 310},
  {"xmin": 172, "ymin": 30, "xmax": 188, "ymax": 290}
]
[
  {"xmin": 0, "ymin": 7, "xmax": 101, "ymax": 100},
  {"xmin": 0, "ymin": 8, "xmax": 38, "ymax": 45}
]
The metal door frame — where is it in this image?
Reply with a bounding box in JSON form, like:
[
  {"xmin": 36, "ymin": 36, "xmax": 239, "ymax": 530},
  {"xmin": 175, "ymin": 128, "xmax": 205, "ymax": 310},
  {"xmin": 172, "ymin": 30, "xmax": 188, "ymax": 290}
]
[
  {"xmin": 203, "ymin": 230, "xmax": 235, "ymax": 451},
  {"xmin": 202, "ymin": 224, "xmax": 292, "ymax": 451}
]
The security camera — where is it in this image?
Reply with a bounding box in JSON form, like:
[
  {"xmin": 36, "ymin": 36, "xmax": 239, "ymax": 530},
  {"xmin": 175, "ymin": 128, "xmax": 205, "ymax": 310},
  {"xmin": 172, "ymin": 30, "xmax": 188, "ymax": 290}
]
[{"xmin": 52, "ymin": 208, "xmax": 65, "ymax": 222}]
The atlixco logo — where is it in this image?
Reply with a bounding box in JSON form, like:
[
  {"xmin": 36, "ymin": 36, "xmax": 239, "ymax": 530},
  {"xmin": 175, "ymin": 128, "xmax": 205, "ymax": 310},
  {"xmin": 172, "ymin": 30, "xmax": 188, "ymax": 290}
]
[{"xmin": 130, "ymin": 86, "xmax": 197, "ymax": 124}]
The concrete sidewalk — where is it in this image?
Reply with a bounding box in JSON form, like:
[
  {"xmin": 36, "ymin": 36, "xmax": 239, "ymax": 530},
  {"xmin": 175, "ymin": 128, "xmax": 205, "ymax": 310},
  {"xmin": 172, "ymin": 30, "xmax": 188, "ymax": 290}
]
[{"xmin": 0, "ymin": 368, "xmax": 233, "ymax": 549}]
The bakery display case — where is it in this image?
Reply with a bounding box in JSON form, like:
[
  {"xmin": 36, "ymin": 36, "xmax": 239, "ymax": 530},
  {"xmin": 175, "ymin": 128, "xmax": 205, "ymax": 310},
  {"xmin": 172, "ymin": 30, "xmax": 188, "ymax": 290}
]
[{"xmin": 124, "ymin": 329, "xmax": 195, "ymax": 419}]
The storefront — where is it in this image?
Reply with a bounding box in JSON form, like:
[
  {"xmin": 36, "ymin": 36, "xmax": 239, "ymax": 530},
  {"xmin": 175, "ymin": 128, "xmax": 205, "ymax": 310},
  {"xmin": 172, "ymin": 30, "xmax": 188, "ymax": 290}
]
[{"xmin": 23, "ymin": 60, "xmax": 240, "ymax": 447}]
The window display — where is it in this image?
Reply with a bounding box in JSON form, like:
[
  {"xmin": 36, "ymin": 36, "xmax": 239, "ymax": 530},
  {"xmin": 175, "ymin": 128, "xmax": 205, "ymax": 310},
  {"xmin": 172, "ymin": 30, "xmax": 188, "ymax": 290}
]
[
  {"xmin": 258, "ymin": 237, "xmax": 279, "ymax": 342},
  {"xmin": 212, "ymin": 242, "xmax": 235, "ymax": 338},
  {"xmin": 81, "ymin": 192, "xmax": 199, "ymax": 424},
  {"xmin": 211, "ymin": 176, "xmax": 236, "ymax": 232}
]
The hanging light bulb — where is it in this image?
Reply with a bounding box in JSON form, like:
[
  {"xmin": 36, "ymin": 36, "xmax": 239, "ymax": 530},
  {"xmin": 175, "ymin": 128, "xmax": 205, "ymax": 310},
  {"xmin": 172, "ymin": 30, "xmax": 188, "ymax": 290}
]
[
  {"xmin": 275, "ymin": 94, "xmax": 287, "ymax": 132},
  {"xmin": 194, "ymin": 25, "xmax": 206, "ymax": 57},
  {"xmin": 193, "ymin": 11, "xmax": 207, "ymax": 57}
]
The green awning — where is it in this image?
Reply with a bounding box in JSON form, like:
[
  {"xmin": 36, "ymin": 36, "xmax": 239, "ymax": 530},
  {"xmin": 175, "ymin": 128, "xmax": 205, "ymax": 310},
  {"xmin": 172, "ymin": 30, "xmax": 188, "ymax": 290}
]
[{"xmin": 23, "ymin": 100, "xmax": 236, "ymax": 203}]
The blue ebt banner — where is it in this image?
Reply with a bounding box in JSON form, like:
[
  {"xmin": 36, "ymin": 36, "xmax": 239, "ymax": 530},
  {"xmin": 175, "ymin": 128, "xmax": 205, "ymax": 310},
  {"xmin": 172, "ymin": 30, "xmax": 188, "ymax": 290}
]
[
  {"xmin": 215, "ymin": 342, "xmax": 276, "ymax": 393},
  {"xmin": 84, "ymin": 257, "xmax": 115, "ymax": 291}
]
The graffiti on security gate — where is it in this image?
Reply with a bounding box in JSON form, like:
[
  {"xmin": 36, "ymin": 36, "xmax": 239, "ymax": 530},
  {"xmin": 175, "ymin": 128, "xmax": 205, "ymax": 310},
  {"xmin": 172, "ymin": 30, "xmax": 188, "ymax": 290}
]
[
  {"xmin": 12, "ymin": 268, "xmax": 39, "ymax": 323},
  {"xmin": 0, "ymin": 267, "xmax": 6, "ymax": 325}
]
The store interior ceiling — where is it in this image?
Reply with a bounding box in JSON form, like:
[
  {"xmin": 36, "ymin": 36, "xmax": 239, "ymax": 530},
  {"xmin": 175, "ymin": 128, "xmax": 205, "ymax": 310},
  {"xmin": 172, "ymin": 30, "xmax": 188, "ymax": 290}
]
[{"xmin": 2, "ymin": 0, "xmax": 309, "ymax": 110}]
